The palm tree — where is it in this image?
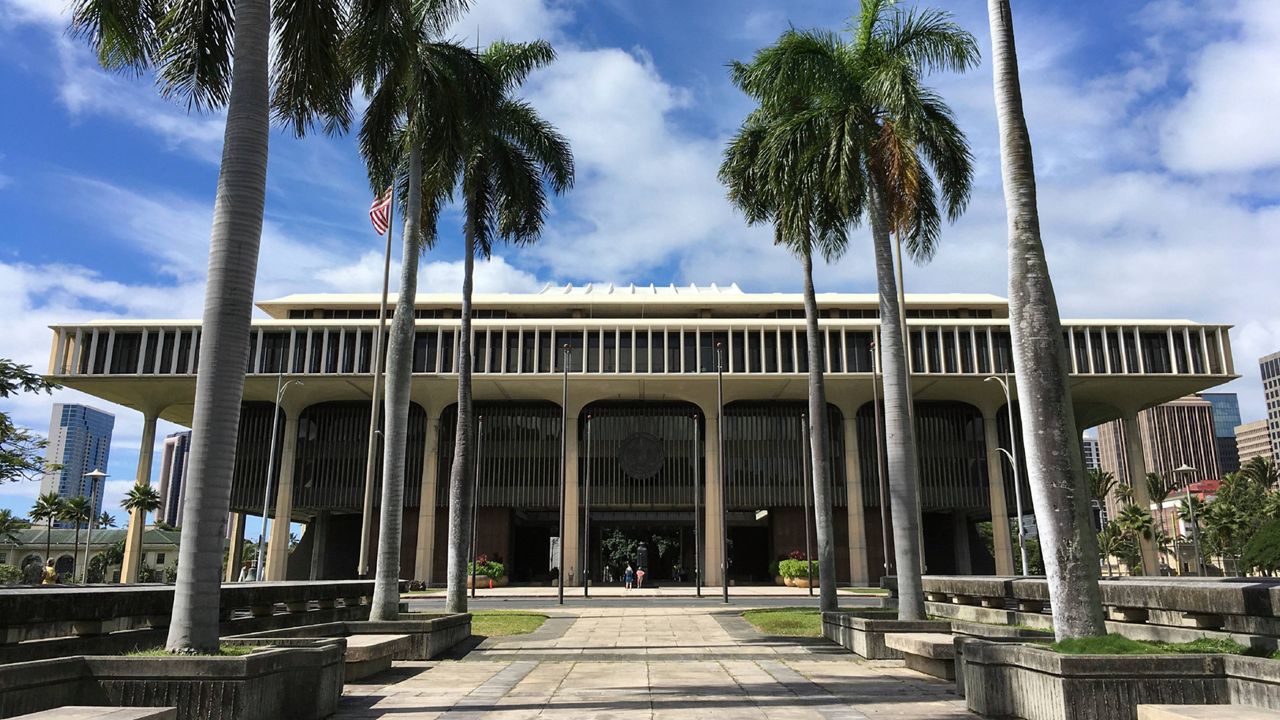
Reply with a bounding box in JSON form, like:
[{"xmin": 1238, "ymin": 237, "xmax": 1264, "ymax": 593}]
[
  {"xmin": 443, "ymin": 40, "xmax": 574, "ymax": 614},
  {"xmin": 0, "ymin": 509, "xmax": 27, "ymax": 547},
  {"xmin": 351, "ymin": 1, "xmax": 494, "ymax": 621},
  {"xmin": 121, "ymin": 484, "xmax": 162, "ymax": 583},
  {"xmin": 62, "ymin": 496, "xmax": 93, "ymax": 582},
  {"xmin": 29, "ymin": 493, "xmax": 66, "ymax": 568},
  {"xmin": 1243, "ymin": 457, "xmax": 1280, "ymax": 488},
  {"xmin": 1146, "ymin": 472, "xmax": 1170, "ymax": 572},
  {"xmin": 1087, "ymin": 469, "xmax": 1116, "ymax": 506},
  {"xmin": 1115, "ymin": 504, "xmax": 1153, "ymax": 574},
  {"xmin": 1097, "ymin": 521, "xmax": 1124, "ymax": 577},
  {"xmin": 98, "ymin": 512, "xmax": 117, "ymax": 529},
  {"xmin": 725, "ymin": 0, "xmax": 978, "ymax": 618},
  {"xmin": 71, "ymin": 0, "xmax": 349, "ymax": 653},
  {"xmin": 988, "ymin": 0, "xmax": 1105, "ymax": 637},
  {"xmin": 1115, "ymin": 482, "xmax": 1134, "ymax": 505}
]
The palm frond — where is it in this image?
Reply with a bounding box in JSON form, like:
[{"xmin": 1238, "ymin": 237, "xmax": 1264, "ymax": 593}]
[
  {"xmin": 482, "ymin": 40, "xmax": 556, "ymax": 91},
  {"xmin": 69, "ymin": 0, "xmax": 163, "ymax": 73},
  {"xmin": 155, "ymin": 0, "xmax": 235, "ymax": 110},
  {"xmin": 271, "ymin": 0, "xmax": 352, "ymax": 136},
  {"xmin": 875, "ymin": 5, "xmax": 980, "ymax": 76}
]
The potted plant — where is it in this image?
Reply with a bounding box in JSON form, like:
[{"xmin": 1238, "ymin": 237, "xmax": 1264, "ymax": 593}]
[
  {"xmin": 768, "ymin": 559, "xmax": 784, "ymax": 586},
  {"xmin": 779, "ymin": 558, "xmax": 818, "ymax": 588},
  {"xmin": 466, "ymin": 555, "xmax": 507, "ymax": 588}
]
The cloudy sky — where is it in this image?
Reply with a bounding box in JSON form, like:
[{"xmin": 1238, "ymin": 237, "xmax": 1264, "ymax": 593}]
[{"xmin": 1, "ymin": 0, "xmax": 1277, "ymax": 521}]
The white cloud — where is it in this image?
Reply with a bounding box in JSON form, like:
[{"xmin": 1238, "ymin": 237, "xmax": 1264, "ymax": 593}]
[
  {"xmin": 1160, "ymin": 0, "xmax": 1280, "ymax": 173},
  {"xmin": 451, "ymin": 0, "xmax": 573, "ymax": 43},
  {"xmin": 0, "ymin": 0, "xmax": 65, "ymax": 27}
]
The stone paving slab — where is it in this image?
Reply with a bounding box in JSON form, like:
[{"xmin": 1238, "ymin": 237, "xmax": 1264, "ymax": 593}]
[{"xmin": 334, "ymin": 605, "xmax": 971, "ymax": 719}]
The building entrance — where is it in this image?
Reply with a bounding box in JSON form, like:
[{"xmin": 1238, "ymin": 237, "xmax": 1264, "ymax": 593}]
[{"xmin": 585, "ymin": 514, "xmax": 698, "ymax": 586}]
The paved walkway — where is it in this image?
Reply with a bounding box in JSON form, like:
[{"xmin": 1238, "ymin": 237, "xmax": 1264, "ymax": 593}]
[{"xmin": 335, "ymin": 606, "xmax": 971, "ymax": 719}]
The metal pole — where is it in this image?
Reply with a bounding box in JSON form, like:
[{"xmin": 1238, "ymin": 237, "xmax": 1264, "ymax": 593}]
[
  {"xmin": 1006, "ymin": 373, "xmax": 1029, "ymax": 576},
  {"xmin": 717, "ymin": 343, "xmax": 728, "ymax": 604},
  {"xmin": 470, "ymin": 416, "xmax": 483, "ymax": 598},
  {"xmin": 256, "ymin": 372, "xmax": 284, "ymax": 579},
  {"xmin": 584, "ymin": 417, "xmax": 594, "ymax": 596},
  {"xmin": 694, "ymin": 414, "xmax": 701, "ymax": 597},
  {"xmin": 359, "ymin": 184, "xmax": 395, "ymax": 577},
  {"xmin": 871, "ymin": 338, "xmax": 893, "ymax": 577},
  {"xmin": 1187, "ymin": 485, "xmax": 1204, "ymax": 576},
  {"xmin": 558, "ymin": 345, "xmax": 569, "ymax": 605},
  {"xmin": 82, "ymin": 471, "xmax": 104, "ymax": 583},
  {"xmin": 801, "ymin": 414, "xmax": 813, "ymax": 596}
]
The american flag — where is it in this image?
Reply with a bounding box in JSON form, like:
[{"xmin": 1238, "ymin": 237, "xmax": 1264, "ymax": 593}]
[{"xmin": 369, "ymin": 186, "xmax": 393, "ymax": 235}]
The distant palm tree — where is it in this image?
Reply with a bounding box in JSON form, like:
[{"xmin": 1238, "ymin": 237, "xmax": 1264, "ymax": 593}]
[
  {"xmin": 1242, "ymin": 457, "xmax": 1280, "ymax": 488},
  {"xmin": 29, "ymin": 493, "xmax": 66, "ymax": 569},
  {"xmin": 444, "ymin": 40, "xmax": 574, "ymax": 615},
  {"xmin": 723, "ymin": 0, "xmax": 978, "ymax": 617},
  {"xmin": 1115, "ymin": 483, "xmax": 1134, "ymax": 505},
  {"xmin": 71, "ymin": 0, "xmax": 351, "ymax": 654},
  {"xmin": 97, "ymin": 512, "xmax": 117, "ymax": 529},
  {"xmin": 1087, "ymin": 469, "xmax": 1116, "ymax": 507},
  {"xmin": 1146, "ymin": 472, "xmax": 1170, "ymax": 571},
  {"xmin": 351, "ymin": 0, "xmax": 495, "ymax": 620},
  {"xmin": 121, "ymin": 484, "xmax": 162, "ymax": 584},
  {"xmin": 62, "ymin": 496, "xmax": 92, "ymax": 581},
  {"xmin": 987, "ymin": 0, "xmax": 1104, "ymax": 637},
  {"xmin": 1097, "ymin": 522, "xmax": 1124, "ymax": 577},
  {"xmin": 0, "ymin": 509, "xmax": 27, "ymax": 546}
]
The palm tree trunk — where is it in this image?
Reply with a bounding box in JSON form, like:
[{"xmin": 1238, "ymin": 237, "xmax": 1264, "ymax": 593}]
[
  {"xmin": 370, "ymin": 146, "xmax": 424, "ymax": 621},
  {"xmin": 800, "ymin": 246, "xmax": 838, "ymax": 612},
  {"xmin": 166, "ymin": 0, "xmax": 271, "ymax": 653},
  {"xmin": 868, "ymin": 182, "xmax": 925, "ymax": 620},
  {"xmin": 988, "ymin": 0, "xmax": 1105, "ymax": 639},
  {"xmin": 444, "ymin": 222, "xmax": 477, "ymax": 614}
]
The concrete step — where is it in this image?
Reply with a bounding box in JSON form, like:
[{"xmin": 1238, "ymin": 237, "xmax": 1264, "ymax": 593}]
[
  {"xmin": 1139, "ymin": 706, "xmax": 1280, "ymax": 720},
  {"xmin": 11, "ymin": 708, "xmax": 177, "ymax": 719}
]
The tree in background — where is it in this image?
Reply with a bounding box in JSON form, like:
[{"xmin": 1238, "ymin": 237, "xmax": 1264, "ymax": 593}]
[
  {"xmin": 1, "ymin": 359, "xmax": 59, "ymax": 483},
  {"xmin": 98, "ymin": 513, "xmax": 117, "ymax": 529},
  {"xmin": 0, "ymin": 509, "xmax": 27, "ymax": 547},
  {"xmin": 1241, "ymin": 518, "xmax": 1280, "ymax": 576},
  {"xmin": 29, "ymin": 493, "xmax": 66, "ymax": 568},
  {"xmin": 1115, "ymin": 504, "xmax": 1154, "ymax": 574},
  {"xmin": 1242, "ymin": 457, "xmax": 1280, "ymax": 489},
  {"xmin": 62, "ymin": 496, "xmax": 92, "ymax": 581},
  {"xmin": 121, "ymin": 484, "xmax": 162, "ymax": 582}
]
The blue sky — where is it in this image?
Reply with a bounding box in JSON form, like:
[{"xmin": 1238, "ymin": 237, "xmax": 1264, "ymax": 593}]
[{"xmin": 1, "ymin": 0, "xmax": 1278, "ymax": 523}]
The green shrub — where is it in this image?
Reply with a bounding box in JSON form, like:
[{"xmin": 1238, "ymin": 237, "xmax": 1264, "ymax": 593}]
[
  {"xmin": 1051, "ymin": 633, "xmax": 1248, "ymax": 656},
  {"xmin": 0, "ymin": 564, "xmax": 21, "ymax": 584},
  {"xmin": 778, "ymin": 558, "xmax": 818, "ymax": 580},
  {"xmin": 1241, "ymin": 518, "xmax": 1280, "ymax": 575},
  {"xmin": 467, "ymin": 560, "xmax": 505, "ymax": 578},
  {"xmin": 767, "ymin": 560, "xmax": 780, "ymax": 577}
]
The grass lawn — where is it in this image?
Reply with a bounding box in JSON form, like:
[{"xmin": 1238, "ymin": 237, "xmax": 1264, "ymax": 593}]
[
  {"xmin": 472, "ymin": 610, "xmax": 547, "ymax": 638},
  {"xmin": 1051, "ymin": 634, "xmax": 1248, "ymax": 656},
  {"xmin": 127, "ymin": 643, "xmax": 258, "ymax": 657},
  {"xmin": 403, "ymin": 588, "xmax": 444, "ymax": 596},
  {"xmin": 741, "ymin": 607, "xmax": 822, "ymax": 637}
]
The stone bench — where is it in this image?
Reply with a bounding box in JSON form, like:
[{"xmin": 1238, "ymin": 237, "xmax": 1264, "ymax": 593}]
[
  {"xmin": 343, "ymin": 633, "xmax": 413, "ymax": 681},
  {"xmin": 1138, "ymin": 705, "xmax": 1280, "ymax": 719},
  {"xmin": 11, "ymin": 708, "xmax": 177, "ymax": 719},
  {"xmin": 884, "ymin": 632, "xmax": 956, "ymax": 680}
]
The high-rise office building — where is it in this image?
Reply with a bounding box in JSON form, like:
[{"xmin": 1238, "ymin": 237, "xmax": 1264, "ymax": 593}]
[
  {"xmin": 1082, "ymin": 435, "xmax": 1101, "ymax": 471},
  {"xmin": 1200, "ymin": 393, "xmax": 1242, "ymax": 473},
  {"xmin": 157, "ymin": 431, "xmax": 192, "ymax": 526},
  {"xmin": 1237, "ymin": 420, "xmax": 1274, "ymax": 464},
  {"xmin": 1097, "ymin": 395, "xmax": 1221, "ymax": 516},
  {"xmin": 1262, "ymin": 351, "xmax": 1280, "ymax": 459},
  {"xmin": 39, "ymin": 403, "xmax": 115, "ymax": 523}
]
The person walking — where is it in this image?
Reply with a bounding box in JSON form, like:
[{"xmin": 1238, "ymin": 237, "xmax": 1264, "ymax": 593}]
[
  {"xmin": 624, "ymin": 564, "xmax": 635, "ymax": 590},
  {"xmin": 636, "ymin": 567, "xmax": 646, "ymax": 589}
]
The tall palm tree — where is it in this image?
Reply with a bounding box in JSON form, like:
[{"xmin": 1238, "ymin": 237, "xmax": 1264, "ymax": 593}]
[
  {"xmin": 1243, "ymin": 457, "xmax": 1280, "ymax": 488},
  {"xmin": 1146, "ymin": 472, "xmax": 1170, "ymax": 572},
  {"xmin": 121, "ymin": 484, "xmax": 163, "ymax": 584},
  {"xmin": 350, "ymin": 0, "xmax": 493, "ymax": 621},
  {"xmin": 988, "ymin": 0, "xmax": 1105, "ymax": 638},
  {"xmin": 1087, "ymin": 469, "xmax": 1116, "ymax": 506},
  {"xmin": 29, "ymin": 493, "xmax": 65, "ymax": 569},
  {"xmin": 98, "ymin": 512, "xmax": 117, "ymax": 529},
  {"xmin": 1115, "ymin": 504, "xmax": 1153, "ymax": 574},
  {"xmin": 725, "ymin": 0, "xmax": 978, "ymax": 618},
  {"xmin": 444, "ymin": 40, "xmax": 574, "ymax": 614},
  {"xmin": 71, "ymin": 0, "xmax": 349, "ymax": 652},
  {"xmin": 62, "ymin": 496, "xmax": 92, "ymax": 582},
  {"xmin": 0, "ymin": 509, "xmax": 27, "ymax": 547},
  {"xmin": 1097, "ymin": 521, "xmax": 1123, "ymax": 577}
]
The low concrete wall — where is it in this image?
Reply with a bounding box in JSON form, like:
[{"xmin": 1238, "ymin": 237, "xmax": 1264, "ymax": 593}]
[
  {"xmin": 227, "ymin": 613, "xmax": 471, "ymax": 661},
  {"xmin": 958, "ymin": 639, "xmax": 1280, "ymax": 720},
  {"xmin": 821, "ymin": 610, "xmax": 950, "ymax": 659},
  {"xmin": 0, "ymin": 644, "xmax": 344, "ymax": 720}
]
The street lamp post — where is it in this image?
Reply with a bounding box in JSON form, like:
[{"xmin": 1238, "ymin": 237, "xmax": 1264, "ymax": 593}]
[
  {"xmin": 1173, "ymin": 464, "xmax": 1204, "ymax": 576},
  {"xmin": 82, "ymin": 469, "xmax": 108, "ymax": 583},
  {"xmin": 256, "ymin": 373, "xmax": 304, "ymax": 580},
  {"xmin": 985, "ymin": 374, "xmax": 1028, "ymax": 576},
  {"xmin": 716, "ymin": 342, "xmax": 728, "ymax": 604}
]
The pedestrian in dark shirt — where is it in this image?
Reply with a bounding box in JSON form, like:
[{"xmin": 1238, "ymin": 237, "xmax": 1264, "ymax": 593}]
[{"xmin": 624, "ymin": 564, "xmax": 635, "ymax": 590}]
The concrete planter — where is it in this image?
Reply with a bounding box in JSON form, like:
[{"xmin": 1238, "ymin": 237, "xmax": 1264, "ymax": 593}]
[
  {"xmin": 821, "ymin": 610, "xmax": 950, "ymax": 659},
  {"xmin": 962, "ymin": 640, "xmax": 1228, "ymax": 720},
  {"xmin": 227, "ymin": 613, "xmax": 471, "ymax": 662},
  {"xmin": 0, "ymin": 643, "xmax": 345, "ymax": 720}
]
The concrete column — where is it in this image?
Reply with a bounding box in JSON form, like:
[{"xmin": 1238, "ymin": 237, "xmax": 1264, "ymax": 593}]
[
  {"xmin": 1122, "ymin": 411, "xmax": 1160, "ymax": 575},
  {"xmin": 309, "ymin": 511, "xmax": 329, "ymax": 580},
  {"xmin": 703, "ymin": 409, "xmax": 724, "ymax": 587},
  {"xmin": 224, "ymin": 512, "xmax": 246, "ymax": 582},
  {"xmin": 265, "ymin": 413, "xmax": 300, "ymax": 581},
  {"xmin": 121, "ymin": 412, "xmax": 157, "ymax": 584},
  {"xmin": 562, "ymin": 414, "xmax": 580, "ymax": 586},
  {"xmin": 842, "ymin": 410, "xmax": 869, "ymax": 585},
  {"xmin": 982, "ymin": 412, "xmax": 1015, "ymax": 575},
  {"xmin": 414, "ymin": 414, "xmax": 440, "ymax": 584}
]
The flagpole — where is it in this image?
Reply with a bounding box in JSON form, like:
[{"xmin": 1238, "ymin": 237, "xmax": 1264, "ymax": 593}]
[{"xmin": 358, "ymin": 185, "xmax": 395, "ymax": 578}]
